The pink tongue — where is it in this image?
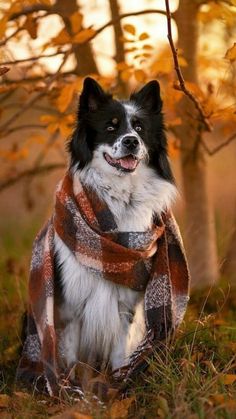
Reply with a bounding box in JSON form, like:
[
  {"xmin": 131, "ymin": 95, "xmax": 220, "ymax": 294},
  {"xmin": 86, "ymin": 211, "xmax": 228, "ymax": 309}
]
[{"xmin": 119, "ymin": 156, "xmax": 137, "ymax": 170}]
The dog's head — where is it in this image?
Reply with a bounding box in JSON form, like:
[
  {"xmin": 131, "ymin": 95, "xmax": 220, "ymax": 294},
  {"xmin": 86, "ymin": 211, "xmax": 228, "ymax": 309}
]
[{"xmin": 69, "ymin": 77, "xmax": 174, "ymax": 182}]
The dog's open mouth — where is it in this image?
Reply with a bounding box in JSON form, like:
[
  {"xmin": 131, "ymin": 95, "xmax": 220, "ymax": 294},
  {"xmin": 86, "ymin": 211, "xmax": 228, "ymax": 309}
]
[{"xmin": 104, "ymin": 153, "xmax": 139, "ymax": 172}]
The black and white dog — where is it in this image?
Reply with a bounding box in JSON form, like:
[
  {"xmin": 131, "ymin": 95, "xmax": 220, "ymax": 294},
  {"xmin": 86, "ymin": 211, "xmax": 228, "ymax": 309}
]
[{"xmin": 55, "ymin": 78, "xmax": 177, "ymax": 373}]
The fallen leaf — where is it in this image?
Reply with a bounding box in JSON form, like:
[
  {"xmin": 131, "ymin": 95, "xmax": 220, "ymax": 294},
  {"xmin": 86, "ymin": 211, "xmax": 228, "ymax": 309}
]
[
  {"xmin": 0, "ymin": 394, "xmax": 10, "ymax": 408},
  {"xmin": 72, "ymin": 413, "xmax": 92, "ymax": 419},
  {"xmin": 210, "ymin": 393, "xmax": 225, "ymax": 405},
  {"xmin": 156, "ymin": 395, "xmax": 169, "ymax": 416},
  {"xmin": 220, "ymin": 374, "xmax": 236, "ymax": 385},
  {"xmin": 110, "ymin": 397, "xmax": 135, "ymax": 419},
  {"xmin": 224, "ymin": 399, "xmax": 236, "ymax": 410}
]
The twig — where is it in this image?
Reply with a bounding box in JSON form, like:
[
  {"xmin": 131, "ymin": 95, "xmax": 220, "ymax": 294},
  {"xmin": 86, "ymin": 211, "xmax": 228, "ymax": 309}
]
[
  {"xmin": 9, "ymin": 4, "xmax": 51, "ymax": 20},
  {"xmin": 94, "ymin": 9, "xmax": 168, "ymax": 37},
  {"xmin": 1, "ymin": 124, "xmax": 46, "ymax": 137},
  {"xmin": 201, "ymin": 132, "xmax": 236, "ymax": 156},
  {"xmin": 164, "ymin": 0, "xmax": 212, "ymax": 132},
  {"xmin": 0, "ymin": 50, "xmax": 70, "ymax": 135},
  {"xmin": 1, "ymin": 50, "xmax": 69, "ymax": 66},
  {"xmin": 0, "ymin": 26, "xmax": 23, "ymax": 47},
  {"xmin": 0, "ymin": 91, "xmax": 47, "ymax": 134},
  {"xmin": 0, "ymin": 163, "xmax": 65, "ymax": 192}
]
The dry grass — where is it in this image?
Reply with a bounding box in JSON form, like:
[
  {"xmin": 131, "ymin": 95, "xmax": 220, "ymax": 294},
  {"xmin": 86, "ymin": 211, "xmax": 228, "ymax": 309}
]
[{"xmin": 0, "ymin": 223, "xmax": 236, "ymax": 418}]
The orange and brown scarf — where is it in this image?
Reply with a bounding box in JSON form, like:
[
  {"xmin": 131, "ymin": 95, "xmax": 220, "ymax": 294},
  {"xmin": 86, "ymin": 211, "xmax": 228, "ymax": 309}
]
[{"xmin": 17, "ymin": 171, "xmax": 190, "ymax": 396}]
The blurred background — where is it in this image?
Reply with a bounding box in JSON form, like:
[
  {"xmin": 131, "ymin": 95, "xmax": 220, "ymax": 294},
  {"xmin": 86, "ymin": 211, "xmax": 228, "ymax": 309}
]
[{"xmin": 0, "ymin": 0, "xmax": 236, "ymax": 408}]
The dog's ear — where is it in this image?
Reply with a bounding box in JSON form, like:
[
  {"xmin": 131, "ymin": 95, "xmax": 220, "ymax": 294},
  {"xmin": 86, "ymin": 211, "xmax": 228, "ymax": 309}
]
[
  {"xmin": 79, "ymin": 77, "xmax": 111, "ymax": 116},
  {"xmin": 69, "ymin": 78, "xmax": 111, "ymax": 169},
  {"xmin": 130, "ymin": 80, "xmax": 162, "ymax": 113}
]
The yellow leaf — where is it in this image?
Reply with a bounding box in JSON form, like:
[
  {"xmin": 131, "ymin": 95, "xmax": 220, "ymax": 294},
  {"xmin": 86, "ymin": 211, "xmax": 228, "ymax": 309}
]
[
  {"xmin": 23, "ymin": 16, "xmax": 38, "ymax": 39},
  {"xmin": 110, "ymin": 397, "xmax": 135, "ymax": 419},
  {"xmin": 134, "ymin": 69, "xmax": 146, "ymax": 82},
  {"xmin": 52, "ymin": 28, "xmax": 71, "ymax": 45},
  {"xmin": 47, "ymin": 122, "xmax": 59, "ymax": 134},
  {"xmin": 120, "ymin": 69, "xmax": 132, "ymax": 82},
  {"xmin": 0, "ymin": 17, "xmax": 8, "ymax": 39},
  {"xmin": 123, "ymin": 24, "xmax": 136, "ymax": 36},
  {"xmin": 56, "ymin": 83, "xmax": 76, "ymax": 113},
  {"xmin": 116, "ymin": 61, "xmax": 130, "ymax": 71},
  {"xmin": 124, "ymin": 47, "xmax": 137, "ymax": 53},
  {"xmin": 142, "ymin": 53, "xmax": 152, "ymax": 58},
  {"xmin": 143, "ymin": 44, "xmax": 153, "ymax": 50},
  {"xmin": 40, "ymin": 114, "xmax": 57, "ymax": 124},
  {"xmin": 221, "ymin": 374, "xmax": 236, "ymax": 385},
  {"xmin": 70, "ymin": 12, "xmax": 83, "ymax": 34},
  {"xmin": 156, "ymin": 395, "xmax": 169, "ymax": 416},
  {"xmin": 139, "ymin": 32, "xmax": 149, "ymax": 41},
  {"xmin": 58, "ymin": 114, "xmax": 74, "ymax": 136},
  {"xmin": 26, "ymin": 134, "xmax": 46, "ymax": 145},
  {"xmin": 225, "ymin": 43, "xmax": 236, "ymax": 62},
  {"xmin": 210, "ymin": 394, "xmax": 226, "ymax": 406},
  {"xmin": 73, "ymin": 28, "xmax": 96, "ymax": 44},
  {"xmin": 0, "ymin": 394, "xmax": 10, "ymax": 408}
]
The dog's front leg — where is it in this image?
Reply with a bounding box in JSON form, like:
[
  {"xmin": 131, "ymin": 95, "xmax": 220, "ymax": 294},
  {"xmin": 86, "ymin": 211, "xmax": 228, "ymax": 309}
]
[
  {"xmin": 110, "ymin": 306, "xmax": 130, "ymax": 372},
  {"xmin": 110, "ymin": 298, "xmax": 146, "ymax": 373},
  {"xmin": 60, "ymin": 319, "xmax": 80, "ymax": 370}
]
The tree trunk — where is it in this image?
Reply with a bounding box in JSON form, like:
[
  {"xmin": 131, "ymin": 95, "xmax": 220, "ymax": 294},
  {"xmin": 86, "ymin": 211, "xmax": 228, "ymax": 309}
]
[
  {"xmin": 222, "ymin": 211, "xmax": 236, "ymax": 283},
  {"xmin": 109, "ymin": 0, "xmax": 128, "ymax": 97},
  {"xmin": 55, "ymin": 0, "xmax": 98, "ymax": 76},
  {"xmin": 175, "ymin": 0, "xmax": 219, "ymax": 289}
]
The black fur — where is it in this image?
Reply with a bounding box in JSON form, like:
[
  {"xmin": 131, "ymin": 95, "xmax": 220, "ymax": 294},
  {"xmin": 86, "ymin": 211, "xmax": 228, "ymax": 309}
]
[{"xmin": 69, "ymin": 77, "xmax": 174, "ymax": 183}]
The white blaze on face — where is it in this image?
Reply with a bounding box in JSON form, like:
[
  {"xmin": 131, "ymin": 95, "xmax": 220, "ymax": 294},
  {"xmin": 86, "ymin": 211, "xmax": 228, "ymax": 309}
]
[{"xmin": 108, "ymin": 102, "xmax": 147, "ymax": 161}]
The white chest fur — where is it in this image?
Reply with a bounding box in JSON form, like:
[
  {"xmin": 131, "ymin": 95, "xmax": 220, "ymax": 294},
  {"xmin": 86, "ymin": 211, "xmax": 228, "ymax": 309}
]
[{"xmin": 55, "ymin": 164, "xmax": 177, "ymax": 370}]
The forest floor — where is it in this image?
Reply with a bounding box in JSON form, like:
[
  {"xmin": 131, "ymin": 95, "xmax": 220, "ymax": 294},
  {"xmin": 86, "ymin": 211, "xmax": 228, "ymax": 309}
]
[{"xmin": 0, "ymin": 222, "xmax": 236, "ymax": 419}]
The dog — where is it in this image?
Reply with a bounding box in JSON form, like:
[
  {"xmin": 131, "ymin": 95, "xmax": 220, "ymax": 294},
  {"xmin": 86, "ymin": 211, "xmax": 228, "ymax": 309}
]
[{"xmin": 53, "ymin": 77, "xmax": 178, "ymax": 375}]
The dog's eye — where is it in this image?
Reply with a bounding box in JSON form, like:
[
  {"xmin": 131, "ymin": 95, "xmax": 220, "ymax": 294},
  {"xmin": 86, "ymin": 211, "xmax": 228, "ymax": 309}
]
[
  {"xmin": 107, "ymin": 126, "xmax": 115, "ymax": 131},
  {"xmin": 135, "ymin": 125, "xmax": 142, "ymax": 132}
]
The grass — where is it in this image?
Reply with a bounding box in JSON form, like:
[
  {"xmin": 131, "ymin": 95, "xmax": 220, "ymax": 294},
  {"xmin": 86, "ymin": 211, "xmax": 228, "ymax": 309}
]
[{"xmin": 0, "ymin": 222, "xmax": 236, "ymax": 418}]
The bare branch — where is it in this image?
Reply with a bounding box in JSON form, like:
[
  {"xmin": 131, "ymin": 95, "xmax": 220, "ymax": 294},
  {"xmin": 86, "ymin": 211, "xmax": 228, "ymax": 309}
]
[
  {"xmin": 0, "ymin": 50, "xmax": 70, "ymax": 135},
  {"xmin": 201, "ymin": 132, "xmax": 236, "ymax": 156},
  {"xmin": 0, "ymin": 163, "xmax": 65, "ymax": 192},
  {"xmin": 165, "ymin": 0, "xmax": 212, "ymax": 132},
  {"xmin": 1, "ymin": 124, "xmax": 46, "ymax": 137},
  {"xmin": 93, "ymin": 9, "xmax": 169, "ymax": 40},
  {"xmin": 9, "ymin": 4, "xmax": 51, "ymax": 21},
  {"xmin": 1, "ymin": 50, "xmax": 69, "ymax": 66},
  {"xmin": 0, "ymin": 26, "xmax": 23, "ymax": 47},
  {"xmin": 0, "ymin": 91, "xmax": 47, "ymax": 134}
]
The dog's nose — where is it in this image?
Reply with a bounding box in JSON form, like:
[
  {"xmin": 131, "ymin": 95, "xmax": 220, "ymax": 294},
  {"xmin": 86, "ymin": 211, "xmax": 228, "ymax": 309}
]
[{"xmin": 122, "ymin": 136, "xmax": 139, "ymax": 150}]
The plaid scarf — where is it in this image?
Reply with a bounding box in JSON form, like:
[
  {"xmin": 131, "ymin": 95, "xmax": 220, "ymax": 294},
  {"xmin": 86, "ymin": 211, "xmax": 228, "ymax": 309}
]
[{"xmin": 17, "ymin": 171, "xmax": 190, "ymax": 396}]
